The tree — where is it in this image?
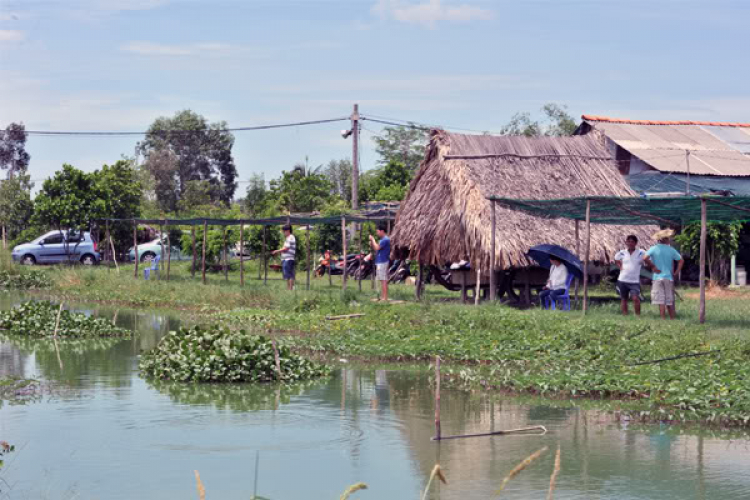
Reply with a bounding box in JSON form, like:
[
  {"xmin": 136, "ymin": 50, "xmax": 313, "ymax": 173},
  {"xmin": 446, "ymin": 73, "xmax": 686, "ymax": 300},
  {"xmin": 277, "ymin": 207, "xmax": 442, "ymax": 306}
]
[
  {"xmin": 34, "ymin": 165, "xmax": 97, "ymax": 231},
  {"xmin": 359, "ymin": 160, "xmax": 412, "ymax": 202},
  {"xmin": 269, "ymin": 166, "xmax": 332, "ymax": 213},
  {"xmin": 500, "ymin": 103, "xmax": 577, "ymax": 137},
  {"xmin": 324, "ymin": 159, "xmax": 352, "ymax": 203},
  {"xmin": 0, "ymin": 174, "xmax": 34, "ymax": 247},
  {"xmin": 675, "ymin": 222, "xmax": 742, "ymax": 284},
  {"xmin": 0, "ymin": 122, "xmax": 30, "ymax": 180},
  {"xmin": 244, "ymin": 174, "xmax": 269, "ymax": 217},
  {"xmin": 373, "ymin": 125, "xmax": 428, "ymax": 174},
  {"xmin": 138, "ymin": 110, "xmax": 238, "ymax": 212},
  {"xmin": 177, "ymin": 180, "xmax": 217, "ymax": 214},
  {"xmin": 92, "ymin": 160, "xmax": 143, "ymax": 254}
]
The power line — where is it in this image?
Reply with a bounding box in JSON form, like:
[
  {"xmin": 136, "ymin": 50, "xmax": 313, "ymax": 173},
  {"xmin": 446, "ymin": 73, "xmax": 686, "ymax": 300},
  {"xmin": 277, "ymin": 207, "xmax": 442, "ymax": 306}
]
[
  {"xmin": 23, "ymin": 117, "xmax": 349, "ymax": 137},
  {"xmin": 362, "ymin": 113, "xmax": 495, "ymax": 134}
]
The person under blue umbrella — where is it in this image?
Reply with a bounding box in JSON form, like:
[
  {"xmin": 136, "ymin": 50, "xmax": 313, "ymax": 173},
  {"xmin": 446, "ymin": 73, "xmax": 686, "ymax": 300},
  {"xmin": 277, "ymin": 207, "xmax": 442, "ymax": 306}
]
[{"xmin": 539, "ymin": 256, "xmax": 569, "ymax": 307}]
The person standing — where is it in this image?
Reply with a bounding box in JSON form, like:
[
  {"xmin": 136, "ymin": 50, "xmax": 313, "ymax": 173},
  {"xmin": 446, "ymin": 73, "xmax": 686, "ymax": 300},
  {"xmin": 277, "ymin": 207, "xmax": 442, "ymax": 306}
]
[
  {"xmin": 369, "ymin": 223, "xmax": 391, "ymax": 301},
  {"xmin": 643, "ymin": 229, "xmax": 684, "ymax": 319},
  {"xmin": 272, "ymin": 224, "xmax": 296, "ymax": 290},
  {"xmin": 539, "ymin": 256, "xmax": 569, "ymax": 309},
  {"xmin": 614, "ymin": 234, "xmax": 646, "ymax": 316}
]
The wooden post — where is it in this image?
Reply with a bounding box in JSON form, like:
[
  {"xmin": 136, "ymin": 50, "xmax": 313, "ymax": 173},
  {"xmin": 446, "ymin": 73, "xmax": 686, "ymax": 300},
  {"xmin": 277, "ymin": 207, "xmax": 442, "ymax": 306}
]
[
  {"xmin": 699, "ymin": 198, "xmax": 707, "ymax": 324},
  {"xmin": 240, "ymin": 223, "xmax": 245, "ymax": 287},
  {"xmin": 258, "ymin": 225, "xmax": 262, "ymax": 280},
  {"xmin": 201, "ymin": 220, "xmax": 207, "ymax": 284},
  {"xmin": 328, "ymin": 249, "xmax": 333, "ymax": 286},
  {"xmin": 305, "ymin": 225, "xmax": 311, "ymax": 291},
  {"xmin": 133, "ymin": 220, "xmax": 139, "ymax": 279},
  {"xmin": 573, "ymin": 219, "xmax": 581, "ymax": 306},
  {"xmin": 475, "ymin": 266, "xmax": 481, "ymax": 306},
  {"xmin": 583, "ymin": 200, "xmax": 591, "ymax": 315},
  {"xmin": 166, "ymin": 223, "xmax": 171, "ymax": 281},
  {"xmin": 416, "ymin": 264, "xmax": 424, "ymax": 300},
  {"xmin": 104, "ymin": 220, "xmax": 110, "ymax": 263},
  {"xmin": 109, "ymin": 232, "xmax": 119, "ymax": 273},
  {"xmin": 434, "ymin": 356, "xmax": 441, "ymax": 441},
  {"xmin": 191, "ymin": 225, "xmax": 197, "ymax": 278},
  {"xmin": 342, "ymin": 216, "xmax": 348, "ymax": 290},
  {"xmin": 223, "ymin": 226, "xmax": 228, "ymax": 281},
  {"xmin": 263, "ymin": 226, "xmax": 268, "ymax": 285},
  {"xmin": 158, "ymin": 222, "xmax": 165, "ymax": 281},
  {"xmin": 490, "ymin": 200, "xmax": 497, "ymax": 301},
  {"xmin": 357, "ymin": 224, "xmax": 365, "ymax": 292}
]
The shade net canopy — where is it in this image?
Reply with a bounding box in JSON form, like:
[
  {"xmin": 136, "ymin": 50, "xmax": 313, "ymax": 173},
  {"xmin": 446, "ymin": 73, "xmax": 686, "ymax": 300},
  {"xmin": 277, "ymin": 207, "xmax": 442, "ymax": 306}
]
[{"xmin": 488, "ymin": 196, "xmax": 750, "ymax": 227}]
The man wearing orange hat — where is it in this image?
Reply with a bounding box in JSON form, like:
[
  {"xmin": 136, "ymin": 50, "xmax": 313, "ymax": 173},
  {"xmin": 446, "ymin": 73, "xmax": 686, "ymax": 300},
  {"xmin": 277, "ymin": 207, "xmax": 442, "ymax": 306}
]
[{"xmin": 643, "ymin": 229, "xmax": 684, "ymax": 319}]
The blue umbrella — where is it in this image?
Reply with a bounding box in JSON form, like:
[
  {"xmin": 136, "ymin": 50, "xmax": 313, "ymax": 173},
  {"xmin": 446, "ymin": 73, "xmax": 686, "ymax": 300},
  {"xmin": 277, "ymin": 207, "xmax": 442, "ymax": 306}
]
[{"xmin": 527, "ymin": 244, "xmax": 583, "ymax": 279}]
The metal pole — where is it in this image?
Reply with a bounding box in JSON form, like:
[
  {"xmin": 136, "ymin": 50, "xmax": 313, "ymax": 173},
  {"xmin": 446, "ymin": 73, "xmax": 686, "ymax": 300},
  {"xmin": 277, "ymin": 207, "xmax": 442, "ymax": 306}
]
[
  {"xmin": 133, "ymin": 220, "xmax": 139, "ymax": 279},
  {"xmin": 583, "ymin": 200, "xmax": 591, "ymax": 315},
  {"xmin": 240, "ymin": 223, "xmax": 244, "ymax": 287},
  {"xmin": 306, "ymin": 225, "xmax": 311, "ymax": 291},
  {"xmin": 699, "ymin": 198, "xmax": 707, "ymax": 323},
  {"xmin": 201, "ymin": 220, "xmax": 207, "ymax": 284},
  {"xmin": 342, "ymin": 216, "xmax": 347, "ymax": 290},
  {"xmin": 490, "ymin": 200, "xmax": 497, "ymax": 301},
  {"xmin": 351, "ymin": 103, "xmax": 359, "ymax": 210}
]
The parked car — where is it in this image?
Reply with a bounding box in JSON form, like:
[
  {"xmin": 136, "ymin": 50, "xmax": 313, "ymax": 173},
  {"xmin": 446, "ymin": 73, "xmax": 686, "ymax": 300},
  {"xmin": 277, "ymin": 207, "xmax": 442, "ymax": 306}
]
[
  {"xmin": 127, "ymin": 238, "xmax": 189, "ymax": 263},
  {"xmin": 11, "ymin": 230, "xmax": 101, "ymax": 265}
]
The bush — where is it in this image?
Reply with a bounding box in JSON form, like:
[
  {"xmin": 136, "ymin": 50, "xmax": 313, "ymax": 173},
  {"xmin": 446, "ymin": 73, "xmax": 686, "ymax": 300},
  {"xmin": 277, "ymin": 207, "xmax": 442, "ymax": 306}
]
[{"xmin": 139, "ymin": 324, "xmax": 330, "ymax": 383}]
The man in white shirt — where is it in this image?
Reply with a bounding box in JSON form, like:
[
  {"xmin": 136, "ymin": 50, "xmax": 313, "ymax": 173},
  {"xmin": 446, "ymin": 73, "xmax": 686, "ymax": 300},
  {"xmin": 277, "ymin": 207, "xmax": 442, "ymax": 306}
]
[
  {"xmin": 272, "ymin": 224, "xmax": 296, "ymax": 290},
  {"xmin": 614, "ymin": 234, "xmax": 646, "ymax": 316},
  {"xmin": 539, "ymin": 257, "xmax": 569, "ymax": 309}
]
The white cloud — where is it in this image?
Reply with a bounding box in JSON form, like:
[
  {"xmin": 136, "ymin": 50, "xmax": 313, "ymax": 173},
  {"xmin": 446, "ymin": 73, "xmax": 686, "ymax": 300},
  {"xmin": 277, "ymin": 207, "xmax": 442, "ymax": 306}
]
[
  {"xmin": 0, "ymin": 29, "xmax": 24, "ymax": 42},
  {"xmin": 372, "ymin": 0, "xmax": 493, "ymax": 28}
]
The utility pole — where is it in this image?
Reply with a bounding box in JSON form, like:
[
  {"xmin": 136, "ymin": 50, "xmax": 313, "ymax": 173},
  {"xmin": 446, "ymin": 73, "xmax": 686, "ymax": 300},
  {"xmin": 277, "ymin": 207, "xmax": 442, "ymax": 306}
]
[{"xmin": 351, "ymin": 103, "xmax": 359, "ymax": 210}]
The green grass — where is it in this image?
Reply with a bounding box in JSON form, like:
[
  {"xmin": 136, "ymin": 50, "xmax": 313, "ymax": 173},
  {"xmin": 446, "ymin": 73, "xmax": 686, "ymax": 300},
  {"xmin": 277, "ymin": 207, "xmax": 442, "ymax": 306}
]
[{"xmin": 26, "ymin": 260, "xmax": 750, "ymax": 426}]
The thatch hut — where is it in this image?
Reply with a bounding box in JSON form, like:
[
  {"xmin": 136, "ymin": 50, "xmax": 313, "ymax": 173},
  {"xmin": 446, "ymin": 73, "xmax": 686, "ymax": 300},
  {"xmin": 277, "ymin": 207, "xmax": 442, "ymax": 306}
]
[{"xmin": 392, "ymin": 130, "xmax": 654, "ymax": 273}]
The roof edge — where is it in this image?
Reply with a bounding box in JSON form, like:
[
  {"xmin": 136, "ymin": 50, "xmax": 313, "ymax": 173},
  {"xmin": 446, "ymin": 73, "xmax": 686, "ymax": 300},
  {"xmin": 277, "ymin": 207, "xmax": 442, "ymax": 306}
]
[{"xmin": 582, "ymin": 114, "xmax": 750, "ymax": 128}]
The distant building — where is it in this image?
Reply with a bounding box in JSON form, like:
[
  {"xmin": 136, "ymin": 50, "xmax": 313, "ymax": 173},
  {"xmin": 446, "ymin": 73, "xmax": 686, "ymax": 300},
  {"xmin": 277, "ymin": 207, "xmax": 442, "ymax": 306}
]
[{"xmin": 576, "ymin": 115, "xmax": 750, "ymax": 196}]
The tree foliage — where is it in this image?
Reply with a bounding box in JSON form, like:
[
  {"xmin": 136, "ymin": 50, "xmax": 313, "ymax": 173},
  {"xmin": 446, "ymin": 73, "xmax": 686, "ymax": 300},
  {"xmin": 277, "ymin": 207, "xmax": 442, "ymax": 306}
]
[
  {"xmin": 138, "ymin": 110, "xmax": 238, "ymax": 212},
  {"xmin": 244, "ymin": 173, "xmax": 269, "ymax": 217},
  {"xmin": 269, "ymin": 167, "xmax": 332, "ymax": 213},
  {"xmin": 500, "ymin": 103, "xmax": 577, "ymax": 137},
  {"xmin": 0, "ymin": 174, "xmax": 34, "ymax": 243},
  {"xmin": 324, "ymin": 159, "xmax": 352, "ymax": 203},
  {"xmin": 0, "ymin": 122, "xmax": 30, "ymax": 179},
  {"xmin": 359, "ymin": 160, "xmax": 412, "ymax": 202},
  {"xmin": 373, "ymin": 125, "xmax": 428, "ymax": 174},
  {"xmin": 675, "ymin": 222, "xmax": 742, "ymax": 283}
]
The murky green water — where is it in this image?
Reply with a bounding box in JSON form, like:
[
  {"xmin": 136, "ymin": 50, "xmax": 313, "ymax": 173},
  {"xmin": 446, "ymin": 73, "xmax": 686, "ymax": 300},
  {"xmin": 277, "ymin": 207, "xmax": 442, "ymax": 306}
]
[{"xmin": 1, "ymin": 293, "xmax": 749, "ymax": 499}]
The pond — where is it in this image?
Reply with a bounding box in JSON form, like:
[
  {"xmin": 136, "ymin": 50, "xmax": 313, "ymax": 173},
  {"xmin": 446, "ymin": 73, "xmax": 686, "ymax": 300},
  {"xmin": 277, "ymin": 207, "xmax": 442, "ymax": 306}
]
[{"xmin": 1, "ymin": 292, "xmax": 750, "ymax": 499}]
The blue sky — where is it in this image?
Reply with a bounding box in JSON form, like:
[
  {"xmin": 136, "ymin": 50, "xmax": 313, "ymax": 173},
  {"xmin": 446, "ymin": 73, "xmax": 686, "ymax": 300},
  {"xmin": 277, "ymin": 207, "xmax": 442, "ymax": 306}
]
[{"xmin": 1, "ymin": 0, "xmax": 749, "ymax": 196}]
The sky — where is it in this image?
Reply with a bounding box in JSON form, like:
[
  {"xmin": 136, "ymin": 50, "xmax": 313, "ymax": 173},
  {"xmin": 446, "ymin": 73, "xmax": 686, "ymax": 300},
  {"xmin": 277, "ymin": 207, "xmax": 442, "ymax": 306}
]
[{"xmin": 1, "ymin": 0, "xmax": 749, "ymax": 196}]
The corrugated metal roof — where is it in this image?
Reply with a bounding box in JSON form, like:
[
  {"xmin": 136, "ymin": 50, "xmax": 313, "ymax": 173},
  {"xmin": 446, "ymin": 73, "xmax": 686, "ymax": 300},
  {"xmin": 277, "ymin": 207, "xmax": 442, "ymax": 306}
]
[{"xmin": 582, "ymin": 115, "xmax": 750, "ymax": 177}]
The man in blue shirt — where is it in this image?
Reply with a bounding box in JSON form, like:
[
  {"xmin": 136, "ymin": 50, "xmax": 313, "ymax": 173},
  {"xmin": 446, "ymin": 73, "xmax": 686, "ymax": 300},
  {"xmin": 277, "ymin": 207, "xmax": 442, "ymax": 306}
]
[
  {"xmin": 369, "ymin": 222, "xmax": 391, "ymax": 301},
  {"xmin": 644, "ymin": 228, "xmax": 684, "ymax": 320}
]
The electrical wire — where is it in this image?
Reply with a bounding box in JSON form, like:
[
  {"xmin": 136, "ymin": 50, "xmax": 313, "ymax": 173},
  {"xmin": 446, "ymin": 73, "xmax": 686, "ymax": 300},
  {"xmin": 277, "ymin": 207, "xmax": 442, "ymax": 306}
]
[{"xmin": 23, "ymin": 117, "xmax": 349, "ymax": 137}]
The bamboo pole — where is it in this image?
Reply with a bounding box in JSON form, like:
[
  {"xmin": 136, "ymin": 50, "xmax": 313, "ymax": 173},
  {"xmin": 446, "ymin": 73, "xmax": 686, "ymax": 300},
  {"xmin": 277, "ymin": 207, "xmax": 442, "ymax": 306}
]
[
  {"xmin": 104, "ymin": 220, "xmax": 110, "ymax": 264},
  {"xmin": 201, "ymin": 220, "xmax": 207, "ymax": 284},
  {"xmin": 109, "ymin": 233, "xmax": 119, "ymax": 273},
  {"xmin": 490, "ymin": 200, "xmax": 496, "ymax": 301},
  {"xmin": 342, "ymin": 216, "xmax": 347, "ymax": 290},
  {"xmin": 191, "ymin": 225, "xmax": 197, "ymax": 278},
  {"xmin": 328, "ymin": 248, "xmax": 333, "ymax": 286},
  {"xmin": 166, "ymin": 223, "xmax": 171, "ymax": 281},
  {"xmin": 133, "ymin": 220, "xmax": 139, "ymax": 279},
  {"xmin": 240, "ymin": 223, "xmax": 244, "ymax": 287},
  {"xmin": 223, "ymin": 226, "xmax": 228, "ymax": 282},
  {"xmin": 263, "ymin": 226, "xmax": 268, "ymax": 285},
  {"xmin": 306, "ymin": 225, "xmax": 311, "ymax": 291},
  {"xmin": 699, "ymin": 198, "xmax": 707, "ymax": 324},
  {"xmin": 434, "ymin": 356, "xmax": 441, "ymax": 440},
  {"xmin": 158, "ymin": 221, "xmax": 165, "ymax": 280},
  {"xmin": 435, "ymin": 425, "xmax": 547, "ymax": 441},
  {"xmin": 258, "ymin": 225, "xmax": 262, "ymax": 281},
  {"xmin": 574, "ymin": 220, "xmax": 580, "ymax": 305},
  {"xmin": 583, "ymin": 200, "xmax": 591, "ymax": 315}
]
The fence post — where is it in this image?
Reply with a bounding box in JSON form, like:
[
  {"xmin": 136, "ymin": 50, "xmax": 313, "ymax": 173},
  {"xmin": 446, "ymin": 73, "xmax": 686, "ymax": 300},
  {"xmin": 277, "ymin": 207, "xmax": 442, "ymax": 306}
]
[
  {"xmin": 582, "ymin": 200, "xmax": 591, "ymax": 315},
  {"xmin": 240, "ymin": 223, "xmax": 245, "ymax": 287},
  {"xmin": 223, "ymin": 226, "xmax": 228, "ymax": 282},
  {"xmin": 202, "ymin": 220, "xmax": 207, "ymax": 285},
  {"xmin": 341, "ymin": 216, "xmax": 347, "ymax": 290},
  {"xmin": 490, "ymin": 200, "xmax": 496, "ymax": 301},
  {"xmin": 306, "ymin": 225, "xmax": 311, "ymax": 291},
  {"xmin": 699, "ymin": 198, "xmax": 707, "ymax": 324},
  {"xmin": 133, "ymin": 220, "xmax": 139, "ymax": 279},
  {"xmin": 191, "ymin": 225, "xmax": 197, "ymax": 278}
]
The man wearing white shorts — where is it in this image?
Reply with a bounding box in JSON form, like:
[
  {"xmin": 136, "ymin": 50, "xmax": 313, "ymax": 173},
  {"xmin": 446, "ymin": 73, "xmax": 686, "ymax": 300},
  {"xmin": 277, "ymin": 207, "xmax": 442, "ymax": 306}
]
[
  {"xmin": 369, "ymin": 223, "xmax": 391, "ymax": 301},
  {"xmin": 644, "ymin": 229, "xmax": 684, "ymax": 320}
]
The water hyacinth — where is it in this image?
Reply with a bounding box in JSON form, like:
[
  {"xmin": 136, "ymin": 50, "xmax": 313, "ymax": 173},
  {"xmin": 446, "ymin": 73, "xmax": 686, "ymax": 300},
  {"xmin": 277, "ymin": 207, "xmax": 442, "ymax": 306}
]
[
  {"xmin": 0, "ymin": 270, "xmax": 48, "ymax": 290},
  {"xmin": 139, "ymin": 324, "xmax": 330, "ymax": 383},
  {"xmin": 0, "ymin": 300, "xmax": 129, "ymax": 338}
]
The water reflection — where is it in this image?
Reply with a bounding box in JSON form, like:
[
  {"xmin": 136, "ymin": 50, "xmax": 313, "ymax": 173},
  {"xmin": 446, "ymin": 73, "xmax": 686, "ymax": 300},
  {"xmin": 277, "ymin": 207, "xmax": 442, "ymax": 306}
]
[{"xmin": 1, "ymin": 295, "xmax": 750, "ymax": 499}]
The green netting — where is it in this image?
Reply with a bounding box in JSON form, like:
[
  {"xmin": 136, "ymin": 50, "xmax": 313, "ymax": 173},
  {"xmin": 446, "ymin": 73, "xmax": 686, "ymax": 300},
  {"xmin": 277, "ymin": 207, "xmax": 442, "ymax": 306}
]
[
  {"xmin": 98, "ymin": 214, "xmax": 393, "ymax": 226},
  {"xmin": 488, "ymin": 195, "xmax": 750, "ymax": 226}
]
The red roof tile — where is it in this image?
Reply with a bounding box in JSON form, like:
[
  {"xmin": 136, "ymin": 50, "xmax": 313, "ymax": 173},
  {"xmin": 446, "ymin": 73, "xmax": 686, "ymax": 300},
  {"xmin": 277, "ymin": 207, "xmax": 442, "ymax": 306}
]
[{"xmin": 581, "ymin": 114, "xmax": 750, "ymax": 128}]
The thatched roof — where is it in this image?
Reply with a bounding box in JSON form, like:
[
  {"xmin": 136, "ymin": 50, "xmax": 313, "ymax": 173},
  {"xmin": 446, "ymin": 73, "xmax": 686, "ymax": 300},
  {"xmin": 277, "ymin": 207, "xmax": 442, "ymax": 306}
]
[{"xmin": 392, "ymin": 130, "xmax": 656, "ymax": 270}]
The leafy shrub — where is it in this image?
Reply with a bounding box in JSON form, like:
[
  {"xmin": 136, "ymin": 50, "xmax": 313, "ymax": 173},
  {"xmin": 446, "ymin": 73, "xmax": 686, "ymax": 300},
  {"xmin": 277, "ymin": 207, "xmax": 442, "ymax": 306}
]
[
  {"xmin": 139, "ymin": 324, "xmax": 330, "ymax": 383},
  {"xmin": 0, "ymin": 301, "xmax": 130, "ymax": 337}
]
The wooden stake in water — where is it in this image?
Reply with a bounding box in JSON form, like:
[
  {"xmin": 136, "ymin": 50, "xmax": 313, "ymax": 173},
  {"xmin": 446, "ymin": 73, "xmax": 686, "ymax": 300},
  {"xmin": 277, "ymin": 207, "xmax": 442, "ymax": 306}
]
[
  {"xmin": 253, "ymin": 450, "xmax": 260, "ymax": 500},
  {"xmin": 434, "ymin": 356, "xmax": 441, "ymax": 441},
  {"xmin": 271, "ymin": 339, "xmax": 282, "ymax": 380},
  {"xmin": 52, "ymin": 303, "xmax": 64, "ymax": 370},
  {"xmin": 547, "ymin": 445, "xmax": 562, "ymax": 500}
]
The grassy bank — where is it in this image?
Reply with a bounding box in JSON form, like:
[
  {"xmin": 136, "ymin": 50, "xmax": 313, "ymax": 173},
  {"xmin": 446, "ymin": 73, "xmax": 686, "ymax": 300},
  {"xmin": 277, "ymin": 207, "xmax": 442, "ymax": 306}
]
[{"xmin": 21, "ymin": 261, "xmax": 750, "ymax": 425}]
